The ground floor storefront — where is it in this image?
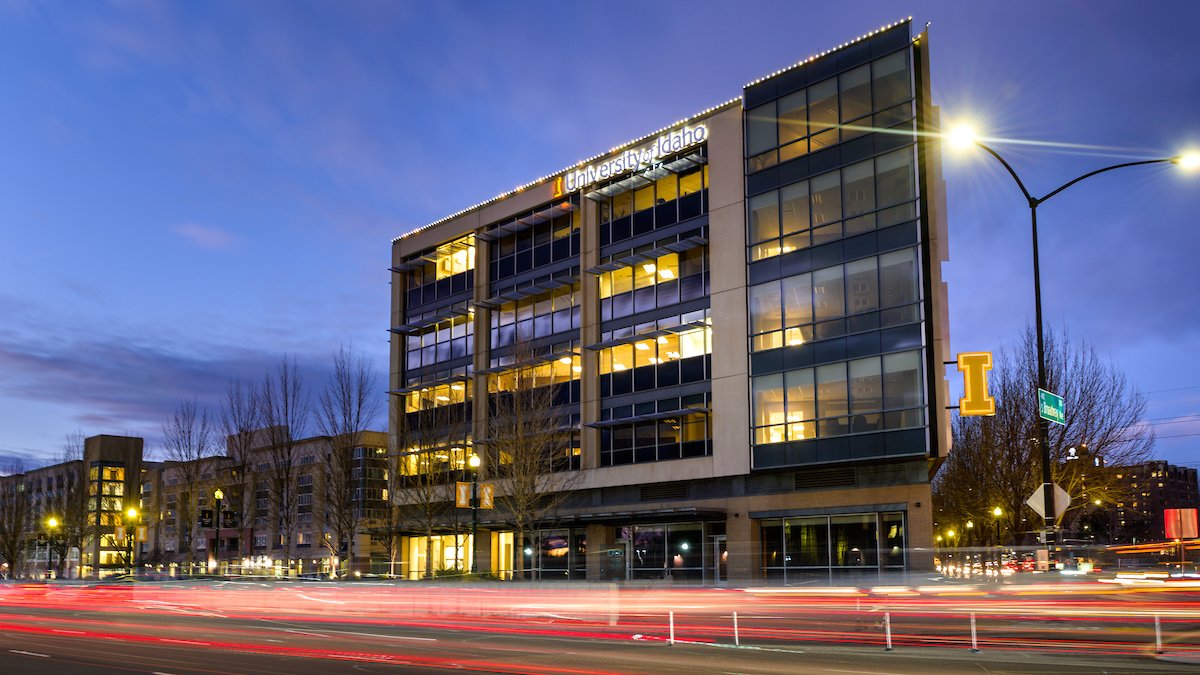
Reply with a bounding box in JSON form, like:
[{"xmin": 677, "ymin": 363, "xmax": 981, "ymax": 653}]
[{"xmin": 386, "ymin": 491, "xmax": 930, "ymax": 584}]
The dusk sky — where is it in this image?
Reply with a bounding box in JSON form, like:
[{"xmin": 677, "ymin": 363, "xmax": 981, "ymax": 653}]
[{"xmin": 1, "ymin": 1, "xmax": 1197, "ymax": 470}]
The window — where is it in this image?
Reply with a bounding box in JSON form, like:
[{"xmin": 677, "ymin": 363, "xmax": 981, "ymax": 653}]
[
  {"xmin": 405, "ymin": 312, "xmax": 474, "ymax": 371},
  {"xmin": 490, "ymin": 285, "xmax": 580, "ymax": 348},
  {"xmin": 404, "ymin": 234, "xmax": 476, "ymax": 308},
  {"xmin": 599, "ymin": 165, "xmax": 708, "ymax": 246},
  {"xmin": 749, "ymin": 149, "xmax": 917, "ymax": 262},
  {"xmin": 598, "ymin": 244, "xmax": 707, "ymax": 321},
  {"xmin": 600, "ymin": 394, "xmax": 711, "ymax": 467},
  {"xmin": 746, "ymin": 50, "xmax": 913, "ymax": 172},
  {"xmin": 599, "ymin": 319, "xmax": 711, "ymax": 396},
  {"xmin": 405, "ymin": 380, "xmax": 470, "ymax": 413},
  {"xmin": 751, "ymin": 350, "xmax": 923, "ymax": 444},
  {"xmin": 489, "ymin": 201, "xmax": 580, "ymax": 281},
  {"xmin": 749, "ymin": 247, "xmax": 919, "ymax": 351}
]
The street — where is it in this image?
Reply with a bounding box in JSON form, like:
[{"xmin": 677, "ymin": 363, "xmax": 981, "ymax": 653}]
[{"xmin": 0, "ymin": 579, "xmax": 1197, "ymax": 673}]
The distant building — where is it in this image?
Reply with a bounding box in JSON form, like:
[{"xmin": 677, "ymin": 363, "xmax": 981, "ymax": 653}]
[
  {"xmin": 0, "ymin": 431, "xmax": 390, "ymax": 579},
  {"xmin": 1112, "ymin": 460, "xmax": 1200, "ymax": 542}
]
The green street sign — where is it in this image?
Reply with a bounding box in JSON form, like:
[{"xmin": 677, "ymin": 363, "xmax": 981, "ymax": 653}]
[{"xmin": 1038, "ymin": 388, "xmax": 1065, "ymax": 426}]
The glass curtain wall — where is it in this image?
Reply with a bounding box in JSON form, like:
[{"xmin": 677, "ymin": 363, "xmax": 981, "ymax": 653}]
[{"xmin": 760, "ymin": 511, "xmax": 906, "ymax": 583}]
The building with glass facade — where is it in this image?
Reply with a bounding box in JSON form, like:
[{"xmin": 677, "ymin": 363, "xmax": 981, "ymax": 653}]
[{"xmin": 389, "ymin": 19, "xmax": 950, "ymax": 583}]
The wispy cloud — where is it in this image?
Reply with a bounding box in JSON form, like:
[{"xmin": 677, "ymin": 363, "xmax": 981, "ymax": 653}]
[{"xmin": 173, "ymin": 223, "xmax": 240, "ymax": 250}]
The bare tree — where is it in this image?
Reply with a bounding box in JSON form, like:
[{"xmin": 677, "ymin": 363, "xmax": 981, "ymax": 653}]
[
  {"xmin": 45, "ymin": 431, "xmax": 90, "ymax": 578},
  {"xmin": 0, "ymin": 465, "xmax": 30, "ymax": 578},
  {"xmin": 259, "ymin": 356, "xmax": 311, "ymax": 573},
  {"xmin": 161, "ymin": 400, "xmax": 216, "ymax": 572},
  {"xmin": 316, "ymin": 345, "xmax": 382, "ymax": 578},
  {"xmin": 392, "ymin": 399, "xmax": 462, "ymax": 578},
  {"xmin": 487, "ymin": 348, "xmax": 579, "ymax": 579},
  {"xmin": 934, "ymin": 327, "xmax": 1153, "ymax": 541},
  {"xmin": 377, "ymin": 430, "xmax": 406, "ymax": 577},
  {"xmin": 220, "ymin": 377, "xmax": 261, "ymax": 568}
]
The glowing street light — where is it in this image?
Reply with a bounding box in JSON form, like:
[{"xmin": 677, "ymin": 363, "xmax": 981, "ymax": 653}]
[
  {"xmin": 945, "ymin": 122, "xmax": 1195, "ymax": 548},
  {"xmin": 214, "ymin": 488, "xmax": 224, "ymax": 575},
  {"xmin": 124, "ymin": 506, "xmax": 139, "ymax": 577},
  {"xmin": 468, "ymin": 453, "xmax": 481, "ymax": 575},
  {"xmin": 45, "ymin": 516, "xmax": 60, "ymax": 579}
]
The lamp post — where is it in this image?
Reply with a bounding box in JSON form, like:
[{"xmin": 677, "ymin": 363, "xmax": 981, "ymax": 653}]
[
  {"xmin": 213, "ymin": 488, "xmax": 223, "ymax": 575},
  {"xmin": 125, "ymin": 507, "xmax": 138, "ymax": 577},
  {"xmin": 992, "ymin": 506, "xmax": 1003, "ymax": 545},
  {"xmin": 949, "ymin": 127, "xmax": 1197, "ymax": 548},
  {"xmin": 45, "ymin": 517, "xmax": 59, "ymax": 579},
  {"xmin": 467, "ymin": 454, "xmax": 480, "ymax": 575}
]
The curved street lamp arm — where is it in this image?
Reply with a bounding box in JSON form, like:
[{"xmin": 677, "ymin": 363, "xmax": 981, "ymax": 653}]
[
  {"xmin": 976, "ymin": 141, "xmax": 1035, "ymax": 205},
  {"xmin": 1038, "ymin": 158, "xmax": 1177, "ymax": 205}
]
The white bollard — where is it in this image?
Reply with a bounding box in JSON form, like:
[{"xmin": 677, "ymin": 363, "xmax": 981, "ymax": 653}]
[
  {"xmin": 884, "ymin": 611, "xmax": 893, "ymax": 651},
  {"xmin": 970, "ymin": 611, "xmax": 979, "ymax": 652},
  {"xmin": 733, "ymin": 611, "xmax": 740, "ymax": 646},
  {"xmin": 1155, "ymin": 614, "xmax": 1163, "ymax": 654},
  {"xmin": 669, "ymin": 610, "xmax": 675, "ymax": 646}
]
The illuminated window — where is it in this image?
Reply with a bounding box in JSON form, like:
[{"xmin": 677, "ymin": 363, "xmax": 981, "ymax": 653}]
[
  {"xmin": 600, "ymin": 164, "xmax": 707, "ymax": 247},
  {"xmin": 751, "ymin": 350, "xmax": 923, "ymax": 445},
  {"xmin": 749, "ymin": 149, "xmax": 916, "ymax": 262},
  {"xmin": 598, "ymin": 245, "xmax": 705, "ymax": 321}
]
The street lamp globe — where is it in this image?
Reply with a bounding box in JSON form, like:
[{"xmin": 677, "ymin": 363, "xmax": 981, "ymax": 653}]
[
  {"xmin": 1174, "ymin": 152, "xmax": 1200, "ymax": 171},
  {"xmin": 126, "ymin": 507, "xmax": 138, "ymax": 520},
  {"xmin": 946, "ymin": 124, "xmax": 979, "ymax": 151},
  {"xmin": 468, "ymin": 454, "xmax": 481, "ymax": 469},
  {"xmin": 47, "ymin": 517, "xmax": 59, "ymax": 529},
  {"xmin": 214, "ymin": 488, "xmax": 224, "ymax": 501},
  {"xmin": 992, "ymin": 506, "xmax": 1002, "ymax": 517}
]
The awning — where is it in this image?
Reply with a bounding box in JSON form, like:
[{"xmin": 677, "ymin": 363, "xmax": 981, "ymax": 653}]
[
  {"xmin": 476, "ymin": 275, "xmax": 578, "ymax": 309},
  {"xmin": 389, "ymin": 305, "xmax": 472, "ymax": 334},
  {"xmin": 583, "ymin": 152, "xmax": 708, "ymax": 202},
  {"xmin": 586, "ymin": 320, "xmax": 709, "ymax": 351},
  {"xmin": 587, "ymin": 406, "xmax": 709, "ymax": 429},
  {"xmin": 584, "ymin": 235, "xmax": 706, "ymax": 275},
  {"xmin": 477, "ymin": 201, "xmax": 575, "ymax": 242}
]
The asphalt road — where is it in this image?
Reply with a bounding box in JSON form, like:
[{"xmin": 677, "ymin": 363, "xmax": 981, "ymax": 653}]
[{"xmin": 0, "ymin": 581, "xmax": 1197, "ymax": 674}]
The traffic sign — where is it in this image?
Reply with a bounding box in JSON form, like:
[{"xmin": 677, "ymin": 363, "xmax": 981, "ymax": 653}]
[
  {"xmin": 1038, "ymin": 388, "xmax": 1065, "ymax": 425},
  {"xmin": 1026, "ymin": 483, "xmax": 1070, "ymax": 520}
]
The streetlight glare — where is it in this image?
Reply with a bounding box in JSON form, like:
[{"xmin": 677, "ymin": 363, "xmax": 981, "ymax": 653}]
[
  {"xmin": 946, "ymin": 124, "xmax": 979, "ymax": 150},
  {"xmin": 468, "ymin": 453, "xmax": 481, "ymax": 469},
  {"xmin": 992, "ymin": 506, "xmax": 1002, "ymax": 517},
  {"xmin": 47, "ymin": 517, "xmax": 58, "ymax": 528},
  {"xmin": 1175, "ymin": 151, "xmax": 1200, "ymax": 171},
  {"xmin": 126, "ymin": 507, "xmax": 138, "ymax": 519}
]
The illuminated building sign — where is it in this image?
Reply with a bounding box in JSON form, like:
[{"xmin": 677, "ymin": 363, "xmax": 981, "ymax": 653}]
[
  {"xmin": 956, "ymin": 351, "xmax": 995, "ymax": 417},
  {"xmin": 560, "ymin": 124, "xmax": 708, "ymax": 194}
]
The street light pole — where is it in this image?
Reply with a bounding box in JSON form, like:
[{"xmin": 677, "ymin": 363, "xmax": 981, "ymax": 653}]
[
  {"xmin": 125, "ymin": 507, "xmax": 138, "ymax": 577},
  {"xmin": 46, "ymin": 517, "xmax": 59, "ymax": 579},
  {"xmin": 952, "ymin": 130, "xmax": 1193, "ymax": 548},
  {"xmin": 467, "ymin": 454, "xmax": 480, "ymax": 575},
  {"xmin": 214, "ymin": 488, "xmax": 224, "ymax": 575}
]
